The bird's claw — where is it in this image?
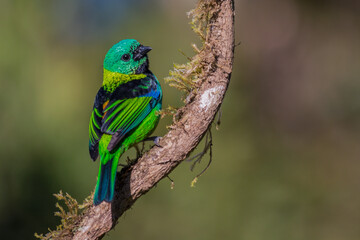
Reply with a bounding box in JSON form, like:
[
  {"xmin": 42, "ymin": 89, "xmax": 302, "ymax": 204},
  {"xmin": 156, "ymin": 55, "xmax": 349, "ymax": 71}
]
[{"xmin": 144, "ymin": 136, "xmax": 163, "ymax": 148}]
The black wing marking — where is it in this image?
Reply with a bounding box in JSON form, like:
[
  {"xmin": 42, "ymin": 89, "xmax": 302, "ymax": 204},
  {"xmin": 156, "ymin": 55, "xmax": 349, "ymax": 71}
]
[{"xmin": 89, "ymin": 87, "xmax": 108, "ymax": 161}]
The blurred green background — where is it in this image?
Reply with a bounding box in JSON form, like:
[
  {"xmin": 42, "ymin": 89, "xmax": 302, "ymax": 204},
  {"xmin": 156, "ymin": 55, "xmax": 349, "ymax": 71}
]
[{"xmin": 1, "ymin": 0, "xmax": 360, "ymax": 239}]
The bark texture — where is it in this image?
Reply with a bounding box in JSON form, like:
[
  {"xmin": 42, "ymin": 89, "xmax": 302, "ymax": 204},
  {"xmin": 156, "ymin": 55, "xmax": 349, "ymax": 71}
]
[{"xmin": 73, "ymin": 0, "xmax": 234, "ymax": 239}]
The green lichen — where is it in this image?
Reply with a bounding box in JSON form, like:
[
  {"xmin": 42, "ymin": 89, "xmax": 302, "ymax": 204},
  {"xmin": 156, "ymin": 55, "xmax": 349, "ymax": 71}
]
[
  {"xmin": 164, "ymin": 0, "xmax": 220, "ymax": 101},
  {"xmin": 34, "ymin": 190, "xmax": 93, "ymax": 240},
  {"xmin": 163, "ymin": 0, "xmax": 221, "ymax": 184}
]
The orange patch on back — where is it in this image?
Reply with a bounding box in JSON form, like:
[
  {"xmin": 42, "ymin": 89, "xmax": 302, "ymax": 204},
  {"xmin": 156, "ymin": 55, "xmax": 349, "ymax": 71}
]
[{"xmin": 102, "ymin": 100, "xmax": 109, "ymax": 118}]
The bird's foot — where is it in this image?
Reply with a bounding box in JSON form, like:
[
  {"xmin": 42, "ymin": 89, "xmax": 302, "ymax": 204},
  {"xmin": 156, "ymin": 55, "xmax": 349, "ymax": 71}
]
[{"xmin": 143, "ymin": 136, "xmax": 162, "ymax": 148}]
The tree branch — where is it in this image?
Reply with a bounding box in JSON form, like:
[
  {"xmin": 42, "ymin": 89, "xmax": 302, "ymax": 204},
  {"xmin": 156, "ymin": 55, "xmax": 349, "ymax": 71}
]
[{"xmin": 41, "ymin": 0, "xmax": 234, "ymax": 239}]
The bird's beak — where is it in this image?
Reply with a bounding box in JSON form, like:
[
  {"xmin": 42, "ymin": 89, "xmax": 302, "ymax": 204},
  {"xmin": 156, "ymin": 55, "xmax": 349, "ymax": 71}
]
[{"xmin": 133, "ymin": 45, "xmax": 152, "ymax": 61}]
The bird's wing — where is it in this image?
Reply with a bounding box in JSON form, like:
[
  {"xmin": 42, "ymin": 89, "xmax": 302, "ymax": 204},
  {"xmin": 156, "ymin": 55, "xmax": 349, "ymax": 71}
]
[
  {"xmin": 101, "ymin": 76, "xmax": 160, "ymax": 152},
  {"xmin": 89, "ymin": 88, "xmax": 108, "ymax": 161},
  {"xmin": 101, "ymin": 97, "xmax": 155, "ymax": 151}
]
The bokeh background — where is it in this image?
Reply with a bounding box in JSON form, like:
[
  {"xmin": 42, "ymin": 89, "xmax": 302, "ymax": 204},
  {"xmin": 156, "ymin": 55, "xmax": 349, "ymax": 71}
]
[{"xmin": 1, "ymin": 0, "xmax": 359, "ymax": 239}]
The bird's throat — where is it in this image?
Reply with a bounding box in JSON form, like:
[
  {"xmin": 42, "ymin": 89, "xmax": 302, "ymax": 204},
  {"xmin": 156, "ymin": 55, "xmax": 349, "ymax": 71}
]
[{"xmin": 103, "ymin": 68, "xmax": 146, "ymax": 92}]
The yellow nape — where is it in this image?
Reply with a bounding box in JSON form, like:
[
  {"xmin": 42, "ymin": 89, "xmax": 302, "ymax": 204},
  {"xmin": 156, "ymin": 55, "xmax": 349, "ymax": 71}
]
[{"xmin": 103, "ymin": 68, "xmax": 146, "ymax": 92}]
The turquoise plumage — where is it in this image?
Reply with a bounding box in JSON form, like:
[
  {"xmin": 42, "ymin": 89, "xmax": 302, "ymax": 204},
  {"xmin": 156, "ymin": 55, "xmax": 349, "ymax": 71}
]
[{"xmin": 89, "ymin": 39, "xmax": 162, "ymax": 205}]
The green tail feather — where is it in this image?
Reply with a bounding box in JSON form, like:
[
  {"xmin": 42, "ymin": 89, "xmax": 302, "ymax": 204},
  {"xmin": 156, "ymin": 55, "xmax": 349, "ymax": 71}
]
[{"xmin": 94, "ymin": 152, "xmax": 119, "ymax": 205}]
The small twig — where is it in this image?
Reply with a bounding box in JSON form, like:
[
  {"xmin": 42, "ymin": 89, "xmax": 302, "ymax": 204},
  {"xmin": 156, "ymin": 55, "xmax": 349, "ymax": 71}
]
[
  {"xmin": 216, "ymin": 108, "xmax": 222, "ymax": 130},
  {"xmin": 178, "ymin": 49, "xmax": 192, "ymax": 61},
  {"xmin": 186, "ymin": 130, "xmax": 210, "ymax": 169},
  {"xmin": 186, "ymin": 128, "xmax": 213, "ymax": 186},
  {"xmin": 166, "ymin": 175, "xmax": 175, "ymax": 189},
  {"xmin": 194, "ymin": 129, "xmax": 213, "ymax": 179}
]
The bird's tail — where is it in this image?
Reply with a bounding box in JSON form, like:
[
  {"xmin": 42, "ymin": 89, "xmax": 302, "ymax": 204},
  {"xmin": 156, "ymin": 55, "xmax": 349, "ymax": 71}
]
[{"xmin": 94, "ymin": 152, "xmax": 119, "ymax": 205}]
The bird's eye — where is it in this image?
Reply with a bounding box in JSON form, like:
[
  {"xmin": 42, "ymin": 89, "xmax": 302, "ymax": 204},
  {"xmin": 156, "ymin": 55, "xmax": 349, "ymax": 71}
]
[{"xmin": 121, "ymin": 54, "xmax": 131, "ymax": 62}]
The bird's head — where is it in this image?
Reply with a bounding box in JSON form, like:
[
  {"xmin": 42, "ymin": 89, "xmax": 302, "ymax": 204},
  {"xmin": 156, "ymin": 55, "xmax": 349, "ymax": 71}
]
[{"xmin": 103, "ymin": 39, "xmax": 152, "ymax": 74}]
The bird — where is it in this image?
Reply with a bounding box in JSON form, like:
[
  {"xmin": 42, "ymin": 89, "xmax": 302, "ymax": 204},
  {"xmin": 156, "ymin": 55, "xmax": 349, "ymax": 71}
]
[{"xmin": 89, "ymin": 39, "xmax": 162, "ymax": 205}]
